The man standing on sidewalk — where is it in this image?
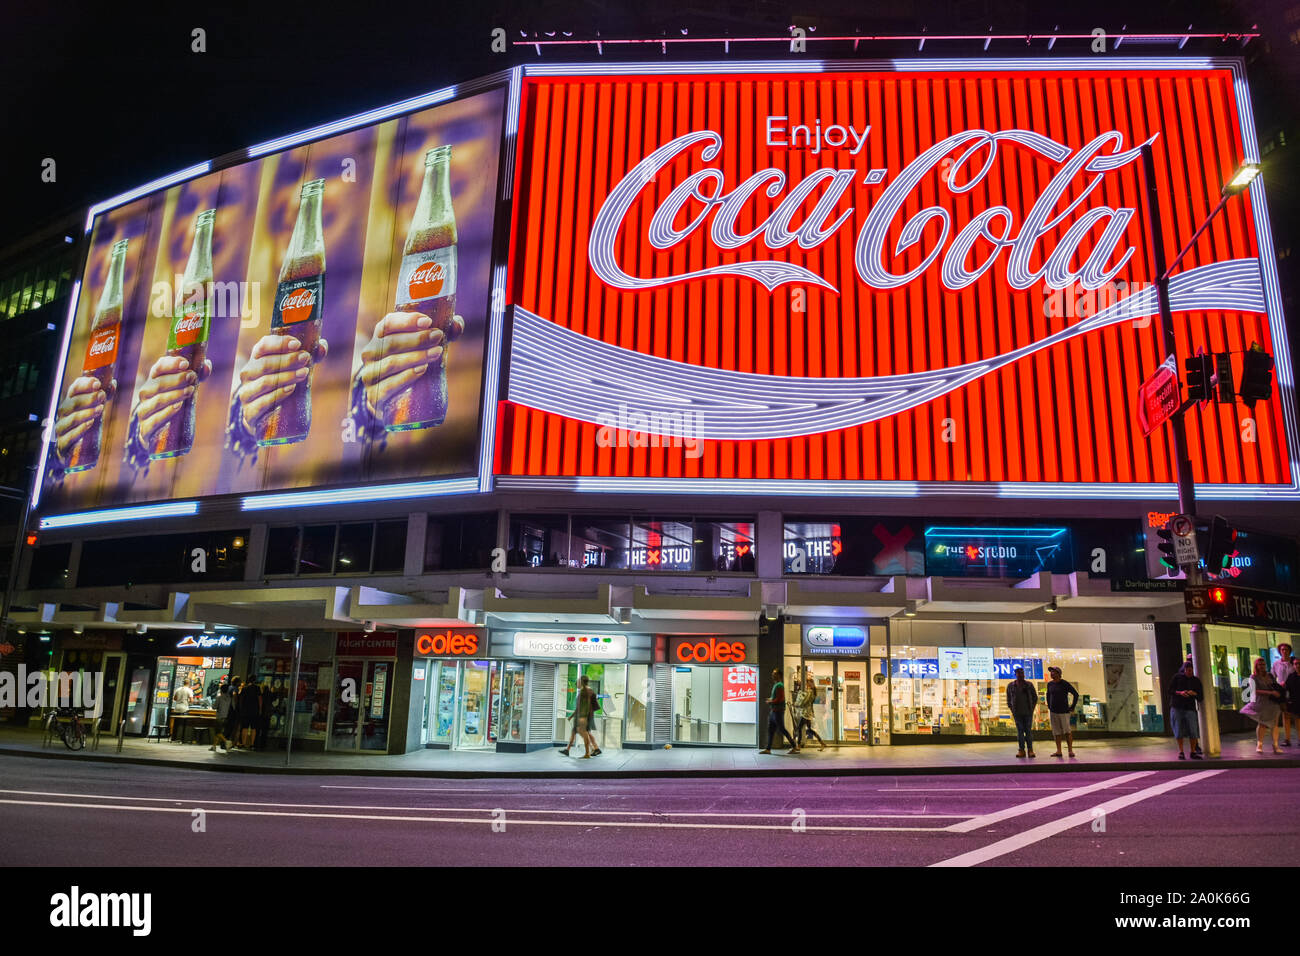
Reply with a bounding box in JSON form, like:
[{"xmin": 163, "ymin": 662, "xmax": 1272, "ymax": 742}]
[
  {"xmin": 1168, "ymin": 658, "xmax": 1204, "ymax": 760},
  {"xmin": 760, "ymin": 668, "xmax": 799, "ymax": 754},
  {"xmin": 1046, "ymin": 666, "xmax": 1079, "ymax": 758},
  {"xmin": 1272, "ymin": 644, "xmax": 1294, "ymax": 746},
  {"xmin": 1006, "ymin": 667, "xmax": 1038, "ymax": 759}
]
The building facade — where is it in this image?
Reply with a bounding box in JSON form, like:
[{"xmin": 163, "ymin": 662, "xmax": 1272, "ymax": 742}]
[{"xmin": 7, "ymin": 59, "xmax": 1300, "ymax": 755}]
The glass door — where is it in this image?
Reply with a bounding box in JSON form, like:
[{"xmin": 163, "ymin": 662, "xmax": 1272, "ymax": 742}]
[
  {"xmin": 422, "ymin": 661, "xmax": 460, "ymax": 746},
  {"xmin": 456, "ymin": 660, "xmax": 492, "ymax": 750},
  {"xmin": 329, "ymin": 660, "xmax": 365, "ymax": 751},
  {"xmin": 803, "ymin": 659, "xmax": 837, "ymax": 742},
  {"xmin": 839, "ymin": 664, "xmax": 868, "ymax": 742},
  {"xmin": 360, "ymin": 660, "xmax": 392, "ymax": 751}
]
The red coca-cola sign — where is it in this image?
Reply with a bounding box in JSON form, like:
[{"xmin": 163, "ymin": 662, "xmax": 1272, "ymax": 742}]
[
  {"xmin": 83, "ymin": 327, "xmax": 119, "ymax": 371},
  {"xmin": 409, "ymin": 260, "xmax": 447, "ymax": 299},
  {"xmin": 500, "ymin": 63, "xmax": 1294, "ymax": 495},
  {"xmin": 279, "ymin": 287, "xmax": 317, "ymax": 324}
]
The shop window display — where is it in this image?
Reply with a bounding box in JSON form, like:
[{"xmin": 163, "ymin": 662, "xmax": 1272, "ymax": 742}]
[{"xmin": 889, "ymin": 623, "xmax": 1161, "ymax": 738}]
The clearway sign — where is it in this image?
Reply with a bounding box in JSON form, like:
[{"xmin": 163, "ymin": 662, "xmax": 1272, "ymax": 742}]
[{"xmin": 1137, "ymin": 355, "xmax": 1180, "ymax": 438}]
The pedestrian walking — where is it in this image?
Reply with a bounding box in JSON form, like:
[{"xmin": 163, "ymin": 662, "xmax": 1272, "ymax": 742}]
[
  {"xmin": 211, "ymin": 682, "xmax": 233, "ymax": 752},
  {"xmin": 1168, "ymin": 659, "xmax": 1204, "ymax": 759},
  {"xmin": 1045, "ymin": 666, "xmax": 1079, "ymax": 758},
  {"xmin": 1006, "ymin": 667, "xmax": 1038, "ymax": 758},
  {"xmin": 794, "ymin": 678, "xmax": 827, "ymax": 752},
  {"xmin": 1272, "ymin": 644, "xmax": 1295, "ymax": 746},
  {"xmin": 256, "ymin": 680, "xmax": 274, "ymax": 751},
  {"xmin": 1285, "ymin": 658, "xmax": 1300, "ymax": 749},
  {"xmin": 238, "ymin": 676, "xmax": 261, "ymax": 750},
  {"xmin": 559, "ymin": 675, "xmax": 601, "ymax": 758},
  {"xmin": 1243, "ymin": 657, "xmax": 1283, "ymax": 755},
  {"xmin": 226, "ymin": 677, "xmax": 243, "ymax": 749},
  {"xmin": 759, "ymin": 668, "xmax": 799, "ymax": 754}
]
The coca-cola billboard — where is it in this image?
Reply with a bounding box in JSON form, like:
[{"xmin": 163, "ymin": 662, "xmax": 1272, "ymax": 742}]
[
  {"xmin": 39, "ymin": 78, "xmax": 510, "ymax": 519},
  {"xmin": 499, "ymin": 61, "xmax": 1297, "ymax": 498}
]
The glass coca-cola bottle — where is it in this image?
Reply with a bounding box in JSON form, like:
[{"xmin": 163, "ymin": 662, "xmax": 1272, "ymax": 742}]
[
  {"xmin": 259, "ymin": 179, "xmax": 325, "ymax": 446},
  {"xmin": 387, "ymin": 146, "xmax": 457, "ymax": 431},
  {"xmin": 153, "ymin": 208, "xmax": 215, "ymax": 459},
  {"xmin": 66, "ymin": 238, "xmax": 128, "ymax": 473}
]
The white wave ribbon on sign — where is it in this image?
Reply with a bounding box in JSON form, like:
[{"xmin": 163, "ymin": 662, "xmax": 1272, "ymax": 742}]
[{"xmin": 507, "ymin": 258, "xmax": 1265, "ymax": 441}]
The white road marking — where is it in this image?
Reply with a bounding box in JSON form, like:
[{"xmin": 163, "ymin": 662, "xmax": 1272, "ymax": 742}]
[
  {"xmin": 930, "ymin": 770, "xmax": 1223, "ymax": 867},
  {"xmin": 0, "ymin": 788, "xmax": 972, "ymax": 820},
  {"xmin": 879, "ymin": 787, "xmax": 1076, "ymax": 792},
  {"xmin": 320, "ymin": 785, "xmax": 496, "ymax": 792},
  {"xmin": 0, "ymin": 798, "xmax": 945, "ymax": 832},
  {"xmin": 944, "ymin": 771, "xmax": 1153, "ymax": 833}
]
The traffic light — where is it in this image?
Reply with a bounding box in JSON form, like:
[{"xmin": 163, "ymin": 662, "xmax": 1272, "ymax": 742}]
[
  {"xmin": 1239, "ymin": 343, "xmax": 1275, "ymax": 409},
  {"xmin": 1215, "ymin": 352, "xmax": 1235, "ymax": 404},
  {"xmin": 1205, "ymin": 515, "xmax": 1239, "ymax": 576},
  {"xmin": 1156, "ymin": 525, "xmax": 1178, "ymax": 571},
  {"xmin": 1184, "ymin": 350, "xmax": 1215, "ymax": 405}
]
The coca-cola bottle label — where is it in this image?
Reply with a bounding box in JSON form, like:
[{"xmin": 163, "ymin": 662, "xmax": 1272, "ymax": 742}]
[
  {"xmin": 396, "ymin": 248, "xmax": 457, "ymax": 307},
  {"xmin": 271, "ymin": 275, "xmax": 324, "ymax": 328},
  {"xmin": 169, "ymin": 299, "xmax": 210, "ymax": 348},
  {"xmin": 83, "ymin": 327, "xmax": 119, "ymax": 372}
]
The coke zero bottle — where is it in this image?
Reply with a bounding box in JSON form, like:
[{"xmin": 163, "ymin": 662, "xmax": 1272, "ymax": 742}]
[
  {"xmin": 66, "ymin": 238, "xmax": 128, "ymax": 473},
  {"xmin": 387, "ymin": 145, "xmax": 457, "ymax": 431},
  {"xmin": 259, "ymin": 179, "xmax": 325, "ymax": 446},
  {"xmin": 153, "ymin": 208, "xmax": 214, "ymax": 459}
]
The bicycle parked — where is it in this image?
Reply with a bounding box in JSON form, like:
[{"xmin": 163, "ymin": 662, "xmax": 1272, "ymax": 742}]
[{"xmin": 45, "ymin": 707, "xmax": 87, "ymax": 751}]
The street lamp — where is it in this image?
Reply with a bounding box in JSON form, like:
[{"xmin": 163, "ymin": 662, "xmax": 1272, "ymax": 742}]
[{"xmin": 1139, "ymin": 147, "xmax": 1261, "ymax": 757}]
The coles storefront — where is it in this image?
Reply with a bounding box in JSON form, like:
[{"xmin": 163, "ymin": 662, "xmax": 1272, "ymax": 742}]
[{"xmin": 413, "ymin": 626, "xmax": 758, "ymax": 752}]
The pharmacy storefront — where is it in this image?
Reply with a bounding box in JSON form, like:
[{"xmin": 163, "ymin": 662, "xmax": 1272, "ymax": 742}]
[{"xmin": 886, "ymin": 622, "xmax": 1161, "ymax": 741}]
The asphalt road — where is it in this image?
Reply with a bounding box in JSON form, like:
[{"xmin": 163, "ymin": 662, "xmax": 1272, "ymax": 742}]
[{"xmin": 0, "ymin": 755, "xmax": 1296, "ymax": 867}]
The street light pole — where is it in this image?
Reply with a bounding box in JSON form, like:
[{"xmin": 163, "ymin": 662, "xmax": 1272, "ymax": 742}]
[{"xmin": 1138, "ymin": 143, "xmax": 1261, "ymax": 757}]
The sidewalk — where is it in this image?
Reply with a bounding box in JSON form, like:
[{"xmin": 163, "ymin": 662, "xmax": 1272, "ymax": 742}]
[{"xmin": 4, "ymin": 726, "xmax": 1298, "ymax": 778}]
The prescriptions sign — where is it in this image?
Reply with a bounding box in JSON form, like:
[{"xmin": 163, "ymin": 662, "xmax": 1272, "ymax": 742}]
[
  {"xmin": 40, "ymin": 81, "xmax": 508, "ymax": 516},
  {"xmin": 500, "ymin": 62, "xmax": 1296, "ymax": 496}
]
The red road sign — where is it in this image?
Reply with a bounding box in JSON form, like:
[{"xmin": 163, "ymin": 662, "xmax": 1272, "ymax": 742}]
[{"xmin": 1137, "ymin": 355, "xmax": 1180, "ymax": 437}]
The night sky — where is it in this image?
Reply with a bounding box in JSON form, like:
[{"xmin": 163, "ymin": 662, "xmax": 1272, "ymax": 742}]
[{"xmin": 1, "ymin": 0, "xmax": 1292, "ymax": 262}]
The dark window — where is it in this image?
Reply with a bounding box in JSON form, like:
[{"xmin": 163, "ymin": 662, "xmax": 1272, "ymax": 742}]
[
  {"xmin": 424, "ymin": 513, "xmax": 497, "ymax": 571},
  {"xmin": 373, "ymin": 520, "xmax": 407, "ymax": 573},
  {"xmin": 265, "ymin": 527, "xmax": 299, "ymax": 575},
  {"xmin": 505, "ymin": 514, "xmax": 568, "ymax": 567},
  {"xmin": 78, "ymin": 530, "xmax": 249, "ymax": 586},
  {"xmin": 335, "ymin": 523, "xmax": 374, "ymax": 573},
  {"xmin": 298, "ymin": 525, "xmax": 336, "ymax": 575},
  {"xmin": 27, "ymin": 542, "xmax": 72, "ymax": 589},
  {"xmin": 569, "ymin": 516, "xmax": 630, "ymax": 570}
]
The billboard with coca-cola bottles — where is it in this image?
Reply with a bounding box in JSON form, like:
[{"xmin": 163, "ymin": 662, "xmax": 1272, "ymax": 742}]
[
  {"xmin": 39, "ymin": 79, "xmax": 508, "ymax": 515},
  {"xmin": 497, "ymin": 60, "xmax": 1297, "ymax": 499}
]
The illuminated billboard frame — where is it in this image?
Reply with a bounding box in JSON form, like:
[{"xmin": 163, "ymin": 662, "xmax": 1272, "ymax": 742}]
[
  {"xmin": 35, "ymin": 68, "xmax": 524, "ymax": 528},
  {"xmin": 495, "ymin": 57, "xmax": 1298, "ymax": 502}
]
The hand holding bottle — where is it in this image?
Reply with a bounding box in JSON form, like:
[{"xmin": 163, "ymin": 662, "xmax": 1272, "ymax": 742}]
[
  {"xmin": 134, "ymin": 355, "xmax": 212, "ymax": 445},
  {"xmin": 236, "ymin": 333, "xmax": 329, "ymax": 437},
  {"xmin": 358, "ymin": 311, "xmax": 463, "ymax": 418},
  {"xmin": 54, "ymin": 376, "xmax": 112, "ymax": 462}
]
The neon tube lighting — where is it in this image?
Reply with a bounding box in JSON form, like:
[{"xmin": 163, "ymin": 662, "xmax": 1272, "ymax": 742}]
[
  {"xmin": 241, "ymin": 478, "xmax": 479, "ymax": 510},
  {"xmin": 40, "ymin": 501, "xmax": 199, "ymax": 529},
  {"xmin": 84, "ymin": 163, "xmax": 212, "ymax": 231}
]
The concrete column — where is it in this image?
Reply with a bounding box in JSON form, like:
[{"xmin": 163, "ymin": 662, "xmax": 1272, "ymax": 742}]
[
  {"xmin": 403, "ymin": 513, "xmax": 426, "ymax": 577},
  {"xmin": 756, "ymin": 510, "xmax": 784, "ymax": 579}
]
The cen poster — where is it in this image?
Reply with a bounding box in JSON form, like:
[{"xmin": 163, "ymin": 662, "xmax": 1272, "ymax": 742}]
[{"xmin": 41, "ymin": 85, "xmax": 506, "ymax": 513}]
